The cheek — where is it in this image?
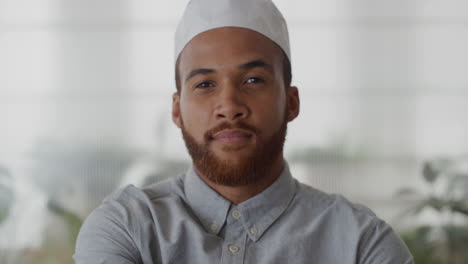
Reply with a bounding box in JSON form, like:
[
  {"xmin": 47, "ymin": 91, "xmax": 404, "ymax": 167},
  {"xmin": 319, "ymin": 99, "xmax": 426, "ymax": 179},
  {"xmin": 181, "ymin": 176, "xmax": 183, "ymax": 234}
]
[
  {"xmin": 179, "ymin": 97, "xmax": 210, "ymax": 133},
  {"xmin": 257, "ymin": 90, "xmax": 287, "ymax": 116},
  {"xmin": 250, "ymin": 95, "xmax": 287, "ymax": 131}
]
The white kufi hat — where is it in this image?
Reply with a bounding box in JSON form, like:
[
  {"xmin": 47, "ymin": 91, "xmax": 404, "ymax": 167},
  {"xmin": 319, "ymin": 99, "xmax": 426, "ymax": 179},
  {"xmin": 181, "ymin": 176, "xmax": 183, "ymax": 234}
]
[{"xmin": 174, "ymin": 0, "xmax": 290, "ymax": 63}]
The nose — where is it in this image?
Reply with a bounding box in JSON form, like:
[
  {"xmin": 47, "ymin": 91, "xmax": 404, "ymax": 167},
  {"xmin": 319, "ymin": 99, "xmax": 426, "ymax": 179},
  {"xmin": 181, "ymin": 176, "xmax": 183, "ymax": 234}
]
[{"xmin": 214, "ymin": 85, "xmax": 249, "ymax": 121}]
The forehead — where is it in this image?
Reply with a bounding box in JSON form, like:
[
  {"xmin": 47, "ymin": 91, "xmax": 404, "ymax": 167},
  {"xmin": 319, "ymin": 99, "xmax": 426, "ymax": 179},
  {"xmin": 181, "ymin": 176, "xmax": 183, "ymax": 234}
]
[{"xmin": 178, "ymin": 27, "xmax": 284, "ymax": 73}]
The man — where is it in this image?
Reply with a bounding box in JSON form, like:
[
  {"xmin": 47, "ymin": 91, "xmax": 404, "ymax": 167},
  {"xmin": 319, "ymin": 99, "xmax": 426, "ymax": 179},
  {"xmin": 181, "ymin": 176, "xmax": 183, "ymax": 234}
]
[{"xmin": 74, "ymin": 0, "xmax": 414, "ymax": 263}]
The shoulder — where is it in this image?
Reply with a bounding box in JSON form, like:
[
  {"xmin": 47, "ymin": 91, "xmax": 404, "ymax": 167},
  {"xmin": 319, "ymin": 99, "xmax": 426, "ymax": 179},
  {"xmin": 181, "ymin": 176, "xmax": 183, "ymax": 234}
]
[
  {"xmin": 78, "ymin": 175, "xmax": 185, "ymax": 241},
  {"xmin": 109, "ymin": 175, "xmax": 181, "ymax": 202},
  {"xmin": 74, "ymin": 176, "xmax": 185, "ymax": 263},
  {"xmin": 78, "ymin": 175, "xmax": 181, "ymax": 225},
  {"xmin": 293, "ymin": 182, "xmax": 413, "ymax": 263},
  {"xmin": 293, "ymin": 182, "xmax": 390, "ymax": 237},
  {"xmin": 91, "ymin": 175, "xmax": 186, "ymax": 227},
  {"xmin": 294, "ymin": 181, "xmax": 377, "ymax": 225},
  {"xmin": 101, "ymin": 175, "xmax": 185, "ymax": 210}
]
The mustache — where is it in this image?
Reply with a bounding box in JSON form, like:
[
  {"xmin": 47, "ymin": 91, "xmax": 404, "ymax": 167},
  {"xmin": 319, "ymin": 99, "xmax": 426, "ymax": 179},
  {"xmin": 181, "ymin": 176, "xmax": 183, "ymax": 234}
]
[{"xmin": 204, "ymin": 121, "xmax": 259, "ymax": 141}]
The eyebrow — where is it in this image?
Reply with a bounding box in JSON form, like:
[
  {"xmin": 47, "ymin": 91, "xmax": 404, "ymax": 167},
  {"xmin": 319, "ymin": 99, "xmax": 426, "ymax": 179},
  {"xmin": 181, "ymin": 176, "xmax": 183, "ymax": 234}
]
[
  {"xmin": 239, "ymin": 59, "xmax": 274, "ymax": 73},
  {"xmin": 185, "ymin": 68, "xmax": 216, "ymax": 83},
  {"xmin": 184, "ymin": 59, "xmax": 274, "ymax": 83}
]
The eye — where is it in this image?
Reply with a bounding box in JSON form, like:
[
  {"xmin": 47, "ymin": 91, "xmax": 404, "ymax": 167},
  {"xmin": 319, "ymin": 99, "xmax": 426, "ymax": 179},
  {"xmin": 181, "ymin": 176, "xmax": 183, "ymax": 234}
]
[
  {"xmin": 195, "ymin": 81, "xmax": 214, "ymax": 89},
  {"xmin": 245, "ymin": 77, "xmax": 264, "ymax": 84}
]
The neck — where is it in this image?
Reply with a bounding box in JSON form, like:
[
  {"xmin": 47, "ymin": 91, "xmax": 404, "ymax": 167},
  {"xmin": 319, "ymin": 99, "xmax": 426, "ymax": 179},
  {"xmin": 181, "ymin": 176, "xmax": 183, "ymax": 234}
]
[{"xmin": 195, "ymin": 155, "xmax": 285, "ymax": 205}]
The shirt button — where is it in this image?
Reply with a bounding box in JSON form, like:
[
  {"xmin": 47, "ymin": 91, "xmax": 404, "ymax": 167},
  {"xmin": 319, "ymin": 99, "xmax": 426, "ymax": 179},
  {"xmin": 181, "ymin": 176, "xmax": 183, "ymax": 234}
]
[
  {"xmin": 228, "ymin": 245, "xmax": 240, "ymax": 254},
  {"xmin": 232, "ymin": 210, "xmax": 241, "ymax": 219},
  {"xmin": 250, "ymin": 226, "xmax": 258, "ymax": 235},
  {"xmin": 210, "ymin": 223, "xmax": 218, "ymax": 233}
]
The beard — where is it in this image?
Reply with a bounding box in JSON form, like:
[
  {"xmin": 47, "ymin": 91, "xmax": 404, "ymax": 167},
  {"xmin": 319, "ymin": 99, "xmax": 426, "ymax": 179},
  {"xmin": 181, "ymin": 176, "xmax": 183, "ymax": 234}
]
[{"xmin": 180, "ymin": 110, "xmax": 288, "ymax": 187}]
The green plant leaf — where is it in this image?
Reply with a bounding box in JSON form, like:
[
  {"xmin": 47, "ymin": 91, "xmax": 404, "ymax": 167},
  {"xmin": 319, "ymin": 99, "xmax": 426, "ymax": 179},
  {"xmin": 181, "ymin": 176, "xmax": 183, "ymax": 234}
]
[
  {"xmin": 426, "ymin": 197, "xmax": 445, "ymax": 211},
  {"xmin": 47, "ymin": 199, "xmax": 83, "ymax": 247},
  {"xmin": 451, "ymin": 201, "xmax": 468, "ymax": 217},
  {"xmin": 442, "ymin": 225, "xmax": 468, "ymax": 261},
  {"xmin": 446, "ymin": 173, "xmax": 468, "ymax": 197},
  {"xmin": 396, "ymin": 199, "xmax": 429, "ymax": 220},
  {"xmin": 0, "ymin": 184, "xmax": 14, "ymax": 223},
  {"xmin": 401, "ymin": 226, "xmax": 442, "ymax": 264},
  {"xmin": 423, "ymin": 161, "xmax": 439, "ymax": 183},
  {"xmin": 395, "ymin": 187, "xmax": 422, "ymax": 198}
]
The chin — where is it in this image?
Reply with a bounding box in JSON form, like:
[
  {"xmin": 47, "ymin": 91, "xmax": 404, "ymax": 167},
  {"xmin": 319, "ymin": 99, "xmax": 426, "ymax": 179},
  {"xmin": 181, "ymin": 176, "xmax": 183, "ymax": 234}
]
[{"xmin": 212, "ymin": 145, "xmax": 255, "ymax": 160}]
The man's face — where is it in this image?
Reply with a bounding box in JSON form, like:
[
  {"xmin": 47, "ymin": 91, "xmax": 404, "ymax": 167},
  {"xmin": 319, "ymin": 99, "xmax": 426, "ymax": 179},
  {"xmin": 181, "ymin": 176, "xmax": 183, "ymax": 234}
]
[{"xmin": 172, "ymin": 27, "xmax": 299, "ymax": 186}]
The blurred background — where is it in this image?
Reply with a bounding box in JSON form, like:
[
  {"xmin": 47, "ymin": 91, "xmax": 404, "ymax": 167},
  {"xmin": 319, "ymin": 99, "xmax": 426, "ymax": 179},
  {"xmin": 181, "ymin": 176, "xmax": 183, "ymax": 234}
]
[{"xmin": 1, "ymin": 0, "xmax": 468, "ymax": 263}]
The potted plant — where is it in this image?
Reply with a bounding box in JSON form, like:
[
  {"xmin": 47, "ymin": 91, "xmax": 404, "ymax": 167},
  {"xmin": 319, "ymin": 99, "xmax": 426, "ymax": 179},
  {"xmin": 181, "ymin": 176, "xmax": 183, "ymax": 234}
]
[{"xmin": 397, "ymin": 158, "xmax": 468, "ymax": 264}]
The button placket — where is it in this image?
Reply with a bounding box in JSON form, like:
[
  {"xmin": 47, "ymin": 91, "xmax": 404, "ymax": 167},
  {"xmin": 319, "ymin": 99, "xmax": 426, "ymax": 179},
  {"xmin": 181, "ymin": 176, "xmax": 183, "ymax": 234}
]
[
  {"xmin": 220, "ymin": 207, "xmax": 247, "ymax": 263},
  {"xmin": 249, "ymin": 226, "xmax": 257, "ymax": 236},
  {"xmin": 210, "ymin": 223, "xmax": 218, "ymax": 233},
  {"xmin": 232, "ymin": 210, "xmax": 241, "ymax": 220},
  {"xmin": 228, "ymin": 244, "xmax": 240, "ymax": 254}
]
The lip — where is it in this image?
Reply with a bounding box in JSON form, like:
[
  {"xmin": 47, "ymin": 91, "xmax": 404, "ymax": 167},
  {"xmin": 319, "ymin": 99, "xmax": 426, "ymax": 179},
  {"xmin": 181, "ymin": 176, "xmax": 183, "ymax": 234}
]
[{"xmin": 212, "ymin": 129, "xmax": 253, "ymax": 144}]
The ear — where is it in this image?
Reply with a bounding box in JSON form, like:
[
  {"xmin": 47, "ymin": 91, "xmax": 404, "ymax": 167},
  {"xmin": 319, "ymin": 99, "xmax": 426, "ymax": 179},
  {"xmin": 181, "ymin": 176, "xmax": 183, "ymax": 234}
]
[
  {"xmin": 172, "ymin": 92, "xmax": 182, "ymax": 128},
  {"xmin": 286, "ymin": 86, "xmax": 300, "ymax": 122}
]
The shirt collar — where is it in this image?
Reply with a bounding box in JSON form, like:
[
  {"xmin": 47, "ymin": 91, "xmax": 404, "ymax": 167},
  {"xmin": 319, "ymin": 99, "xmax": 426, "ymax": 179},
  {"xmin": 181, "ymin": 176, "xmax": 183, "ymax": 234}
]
[
  {"xmin": 236, "ymin": 162, "xmax": 297, "ymax": 242},
  {"xmin": 183, "ymin": 162, "xmax": 297, "ymax": 241},
  {"xmin": 184, "ymin": 165, "xmax": 231, "ymax": 235}
]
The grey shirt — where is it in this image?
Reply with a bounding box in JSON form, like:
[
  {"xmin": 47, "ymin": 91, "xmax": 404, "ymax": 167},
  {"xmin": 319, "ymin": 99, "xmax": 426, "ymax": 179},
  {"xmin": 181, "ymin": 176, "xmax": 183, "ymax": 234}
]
[{"xmin": 74, "ymin": 163, "xmax": 413, "ymax": 264}]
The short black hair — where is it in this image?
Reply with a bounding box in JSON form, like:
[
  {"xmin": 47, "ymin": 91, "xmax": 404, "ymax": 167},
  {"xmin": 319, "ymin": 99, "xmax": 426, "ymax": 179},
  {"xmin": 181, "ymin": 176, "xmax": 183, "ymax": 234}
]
[{"xmin": 174, "ymin": 50, "xmax": 292, "ymax": 92}]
